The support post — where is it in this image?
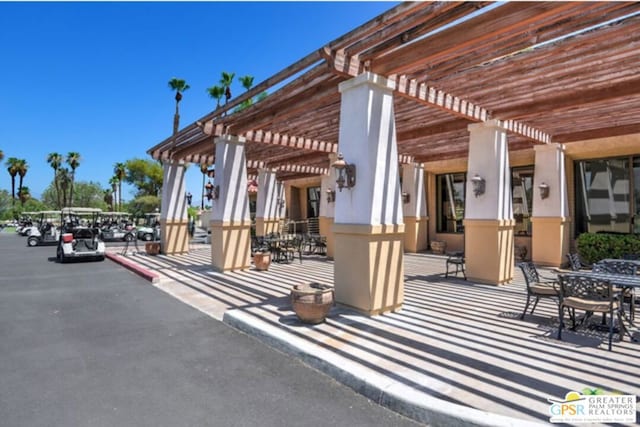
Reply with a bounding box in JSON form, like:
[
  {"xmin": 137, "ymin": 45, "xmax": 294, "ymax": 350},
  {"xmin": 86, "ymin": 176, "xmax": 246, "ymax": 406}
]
[
  {"xmin": 160, "ymin": 160, "xmax": 189, "ymax": 255},
  {"xmin": 464, "ymin": 120, "xmax": 515, "ymax": 285},
  {"xmin": 210, "ymin": 135, "xmax": 251, "ymax": 272},
  {"xmin": 333, "ymin": 72, "xmax": 404, "ymax": 315},
  {"xmin": 531, "ymin": 143, "xmax": 570, "ymax": 267},
  {"xmin": 402, "ymin": 162, "xmax": 428, "ymax": 252},
  {"xmin": 255, "ymin": 169, "xmax": 280, "ymax": 236}
]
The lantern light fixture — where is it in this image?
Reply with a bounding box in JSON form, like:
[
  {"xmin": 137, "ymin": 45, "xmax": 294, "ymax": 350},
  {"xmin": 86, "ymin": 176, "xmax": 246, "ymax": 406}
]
[
  {"xmin": 331, "ymin": 153, "xmax": 356, "ymax": 191},
  {"xmin": 538, "ymin": 182, "xmax": 550, "ymax": 200},
  {"xmin": 471, "ymin": 175, "xmax": 486, "ymax": 198}
]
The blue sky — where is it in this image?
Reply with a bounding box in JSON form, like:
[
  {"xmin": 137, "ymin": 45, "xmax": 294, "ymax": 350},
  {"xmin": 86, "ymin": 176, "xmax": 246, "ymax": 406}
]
[{"xmin": 0, "ymin": 1, "xmax": 395, "ymax": 206}]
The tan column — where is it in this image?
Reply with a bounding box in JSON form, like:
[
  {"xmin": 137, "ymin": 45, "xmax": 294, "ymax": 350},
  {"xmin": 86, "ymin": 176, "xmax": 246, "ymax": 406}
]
[
  {"xmin": 402, "ymin": 163, "xmax": 428, "ymax": 252},
  {"xmin": 464, "ymin": 120, "xmax": 514, "ymax": 285},
  {"xmin": 334, "ymin": 72, "xmax": 404, "ymax": 315},
  {"xmin": 320, "ymin": 168, "xmax": 336, "ymax": 258},
  {"xmin": 160, "ymin": 160, "xmax": 189, "ymax": 255},
  {"xmin": 334, "ymin": 224, "xmax": 405, "ymax": 315},
  {"xmin": 255, "ymin": 168, "xmax": 281, "ymax": 236},
  {"xmin": 531, "ymin": 143, "xmax": 570, "ymax": 267},
  {"xmin": 210, "ymin": 135, "xmax": 251, "ymax": 272}
]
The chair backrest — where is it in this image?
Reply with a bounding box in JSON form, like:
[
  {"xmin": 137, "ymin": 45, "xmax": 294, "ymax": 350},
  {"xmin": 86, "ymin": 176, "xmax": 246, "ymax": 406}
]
[
  {"xmin": 558, "ymin": 274, "xmax": 612, "ymax": 302},
  {"xmin": 566, "ymin": 253, "xmax": 583, "ymax": 271},
  {"xmin": 307, "ymin": 217, "xmax": 320, "ymax": 235},
  {"xmin": 517, "ymin": 262, "xmax": 540, "ymax": 287},
  {"xmin": 592, "ymin": 260, "xmax": 638, "ymax": 276}
]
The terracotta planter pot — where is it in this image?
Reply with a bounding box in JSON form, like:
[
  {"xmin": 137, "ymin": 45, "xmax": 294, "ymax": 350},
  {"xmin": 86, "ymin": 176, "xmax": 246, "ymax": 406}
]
[
  {"xmin": 430, "ymin": 240, "xmax": 446, "ymax": 255},
  {"xmin": 290, "ymin": 282, "xmax": 334, "ymax": 324},
  {"xmin": 253, "ymin": 252, "xmax": 271, "ymax": 271},
  {"xmin": 145, "ymin": 242, "xmax": 161, "ymax": 255}
]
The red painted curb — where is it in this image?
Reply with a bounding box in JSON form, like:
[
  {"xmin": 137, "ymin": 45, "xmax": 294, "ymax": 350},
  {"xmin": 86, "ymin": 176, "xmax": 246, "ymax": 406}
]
[{"xmin": 105, "ymin": 252, "xmax": 160, "ymax": 283}]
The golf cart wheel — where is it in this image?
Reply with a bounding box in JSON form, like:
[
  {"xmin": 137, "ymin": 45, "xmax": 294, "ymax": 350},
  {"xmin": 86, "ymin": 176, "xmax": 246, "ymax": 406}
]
[
  {"xmin": 27, "ymin": 237, "xmax": 39, "ymax": 247},
  {"xmin": 143, "ymin": 233, "xmax": 153, "ymax": 241},
  {"xmin": 124, "ymin": 233, "xmax": 134, "ymax": 242},
  {"xmin": 57, "ymin": 246, "xmax": 66, "ymax": 263}
]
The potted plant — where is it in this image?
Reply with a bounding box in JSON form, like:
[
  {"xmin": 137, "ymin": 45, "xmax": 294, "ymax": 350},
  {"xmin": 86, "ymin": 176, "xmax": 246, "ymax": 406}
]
[
  {"xmin": 430, "ymin": 240, "xmax": 446, "ymax": 255},
  {"xmin": 290, "ymin": 282, "xmax": 334, "ymax": 324},
  {"xmin": 253, "ymin": 248, "xmax": 271, "ymax": 271}
]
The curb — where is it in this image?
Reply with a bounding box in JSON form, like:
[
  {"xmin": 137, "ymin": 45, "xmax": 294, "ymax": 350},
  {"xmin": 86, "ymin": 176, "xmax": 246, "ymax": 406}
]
[
  {"xmin": 105, "ymin": 252, "xmax": 160, "ymax": 283},
  {"xmin": 223, "ymin": 309, "xmax": 546, "ymax": 427}
]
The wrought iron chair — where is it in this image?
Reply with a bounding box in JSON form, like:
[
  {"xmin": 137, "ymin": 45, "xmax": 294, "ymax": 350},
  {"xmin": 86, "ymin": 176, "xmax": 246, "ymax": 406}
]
[
  {"xmin": 557, "ymin": 274, "xmax": 622, "ymax": 351},
  {"xmin": 445, "ymin": 251, "xmax": 466, "ymax": 279},
  {"xmin": 593, "ymin": 261, "xmax": 637, "ymax": 320},
  {"xmin": 566, "ymin": 252, "xmax": 591, "ymax": 271},
  {"xmin": 517, "ymin": 262, "xmax": 559, "ymax": 320}
]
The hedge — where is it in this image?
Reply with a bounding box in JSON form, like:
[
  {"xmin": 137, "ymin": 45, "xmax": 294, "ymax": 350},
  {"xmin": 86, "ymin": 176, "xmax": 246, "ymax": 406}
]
[{"xmin": 575, "ymin": 232, "xmax": 640, "ymax": 264}]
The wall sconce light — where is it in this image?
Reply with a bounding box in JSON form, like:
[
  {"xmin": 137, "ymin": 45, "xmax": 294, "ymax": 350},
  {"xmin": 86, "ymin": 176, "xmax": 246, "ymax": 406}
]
[
  {"xmin": 538, "ymin": 182, "xmax": 550, "ymax": 200},
  {"xmin": 276, "ymin": 198, "xmax": 285, "ymax": 209},
  {"xmin": 204, "ymin": 181, "xmax": 219, "ymax": 201},
  {"xmin": 402, "ymin": 192, "xmax": 410, "ymax": 204},
  {"xmin": 331, "ymin": 152, "xmax": 356, "ymax": 191},
  {"xmin": 185, "ymin": 192, "xmax": 192, "ymax": 206},
  {"xmin": 471, "ymin": 175, "xmax": 486, "ymax": 198},
  {"xmin": 326, "ymin": 189, "xmax": 336, "ymax": 203}
]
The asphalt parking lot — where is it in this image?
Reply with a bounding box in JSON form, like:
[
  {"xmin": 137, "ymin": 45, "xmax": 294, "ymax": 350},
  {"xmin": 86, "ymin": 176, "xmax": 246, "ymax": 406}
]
[{"xmin": 0, "ymin": 232, "xmax": 421, "ymax": 427}]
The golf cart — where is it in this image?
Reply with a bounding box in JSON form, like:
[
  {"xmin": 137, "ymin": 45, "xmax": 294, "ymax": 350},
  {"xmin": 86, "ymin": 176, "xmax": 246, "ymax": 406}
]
[
  {"xmin": 26, "ymin": 211, "xmax": 62, "ymax": 246},
  {"xmin": 136, "ymin": 212, "xmax": 160, "ymax": 241},
  {"xmin": 100, "ymin": 211, "xmax": 135, "ymax": 242},
  {"xmin": 16, "ymin": 212, "xmax": 36, "ymax": 235},
  {"xmin": 57, "ymin": 207, "xmax": 106, "ymax": 262}
]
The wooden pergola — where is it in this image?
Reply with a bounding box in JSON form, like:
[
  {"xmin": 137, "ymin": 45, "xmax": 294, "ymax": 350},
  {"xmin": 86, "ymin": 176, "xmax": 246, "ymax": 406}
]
[{"xmin": 148, "ymin": 2, "xmax": 640, "ymax": 180}]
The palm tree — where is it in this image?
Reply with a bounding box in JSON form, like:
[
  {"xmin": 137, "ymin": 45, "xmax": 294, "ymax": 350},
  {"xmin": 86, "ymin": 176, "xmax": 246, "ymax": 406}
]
[
  {"xmin": 6, "ymin": 157, "xmax": 19, "ymax": 206},
  {"xmin": 47, "ymin": 152, "xmax": 63, "ymax": 208},
  {"xmin": 113, "ymin": 162, "xmax": 126, "ymax": 211},
  {"xmin": 0, "ymin": 150, "xmax": 4, "ymax": 163},
  {"xmin": 66, "ymin": 152, "xmax": 81, "ymax": 207},
  {"xmin": 18, "ymin": 186, "xmax": 30, "ymax": 205},
  {"xmin": 236, "ymin": 75, "xmax": 255, "ymax": 111},
  {"xmin": 57, "ymin": 168, "xmax": 72, "ymax": 208},
  {"xmin": 206, "ymin": 85, "xmax": 225, "ymax": 109},
  {"xmin": 109, "ymin": 175, "xmax": 119, "ymax": 210},
  {"xmin": 15, "ymin": 159, "xmax": 28, "ymax": 203},
  {"xmin": 220, "ymin": 71, "xmax": 235, "ymax": 105},
  {"xmin": 103, "ymin": 189, "xmax": 114, "ymax": 211},
  {"xmin": 199, "ymin": 163, "xmax": 210, "ymax": 209},
  {"xmin": 168, "ymin": 77, "xmax": 190, "ymax": 135}
]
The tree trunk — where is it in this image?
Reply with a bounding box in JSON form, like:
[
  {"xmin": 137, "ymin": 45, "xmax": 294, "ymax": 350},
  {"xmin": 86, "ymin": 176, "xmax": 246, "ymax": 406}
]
[
  {"xmin": 54, "ymin": 172, "xmax": 61, "ymax": 209},
  {"xmin": 119, "ymin": 182, "xmax": 123, "ymax": 211},
  {"xmin": 10, "ymin": 176, "xmax": 15, "ymax": 206}
]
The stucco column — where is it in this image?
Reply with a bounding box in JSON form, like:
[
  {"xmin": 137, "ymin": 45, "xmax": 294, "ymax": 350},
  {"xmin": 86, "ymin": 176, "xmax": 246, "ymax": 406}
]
[
  {"xmin": 531, "ymin": 143, "xmax": 570, "ymax": 267},
  {"xmin": 333, "ymin": 72, "xmax": 405, "ymax": 315},
  {"xmin": 255, "ymin": 169, "xmax": 279, "ymax": 236},
  {"xmin": 319, "ymin": 167, "xmax": 335, "ymax": 258},
  {"xmin": 402, "ymin": 162, "xmax": 428, "ymax": 252},
  {"xmin": 210, "ymin": 135, "xmax": 251, "ymax": 272},
  {"xmin": 160, "ymin": 160, "xmax": 189, "ymax": 255},
  {"xmin": 464, "ymin": 120, "xmax": 515, "ymax": 285}
]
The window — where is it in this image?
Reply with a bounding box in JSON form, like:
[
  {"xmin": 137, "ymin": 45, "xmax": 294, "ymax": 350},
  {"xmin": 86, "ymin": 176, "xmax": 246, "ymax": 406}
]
[
  {"xmin": 575, "ymin": 157, "xmax": 637, "ymax": 235},
  {"xmin": 436, "ymin": 173, "xmax": 465, "ymax": 233},
  {"xmin": 512, "ymin": 166, "xmax": 534, "ymax": 236},
  {"xmin": 307, "ymin": 187, "xmax": 321, "ymax": 218}
]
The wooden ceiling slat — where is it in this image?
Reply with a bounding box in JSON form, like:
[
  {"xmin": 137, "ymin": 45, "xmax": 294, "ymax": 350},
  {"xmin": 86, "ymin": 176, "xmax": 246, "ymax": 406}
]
[{"xmin": 371, "ymin": 2, "xmax": 590, "ymax": 76}]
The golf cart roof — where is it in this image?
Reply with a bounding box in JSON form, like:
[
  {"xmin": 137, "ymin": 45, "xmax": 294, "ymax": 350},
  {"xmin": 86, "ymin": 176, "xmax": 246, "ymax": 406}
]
[
  {"xmin": 61, "ymin": 207, "xmax": 103, "ymax": 214},
  {"xmin": 38, "ymin": 210, "xmax": 62, "ymax": 215},
  {"xmin": 144, "ymin": 212, "xmax": 160, "ymax": 217},
  {"xmin": 102, "ymin": 211, "xmax": 131, "ymax": 216}
]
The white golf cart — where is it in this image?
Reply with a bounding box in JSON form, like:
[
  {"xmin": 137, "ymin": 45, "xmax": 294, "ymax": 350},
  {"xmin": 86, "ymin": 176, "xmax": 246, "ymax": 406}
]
[
  {"xmin": 136, "ymin": 212, "xmax": 161, "ymax": 241},
  {"xmin": 16, "ymin": 212, "xmax": 36, "ymax": 236},
  {"xmin": 26, "ymin": 211, "xmax": 62, "ymax": 247},
  {"xmin": 100, "ymin": 211, "xmax": 135, "ymax": 242},
  {"xmin": 57, "ymin": 207, "xmax": 106, "ymax": 263}
]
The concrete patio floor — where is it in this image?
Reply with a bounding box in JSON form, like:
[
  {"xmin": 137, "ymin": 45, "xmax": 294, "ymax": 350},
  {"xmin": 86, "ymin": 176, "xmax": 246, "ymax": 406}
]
[{"xmin": 106, "ymin": 244, "xmax": 640, "ymax": 426}]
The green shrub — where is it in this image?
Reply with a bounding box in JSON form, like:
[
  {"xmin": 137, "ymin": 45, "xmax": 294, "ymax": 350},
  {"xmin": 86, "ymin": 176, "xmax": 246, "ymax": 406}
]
[{"xmin": 576, "ymin": 232, "xmax": 640, "ymax": 263}]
